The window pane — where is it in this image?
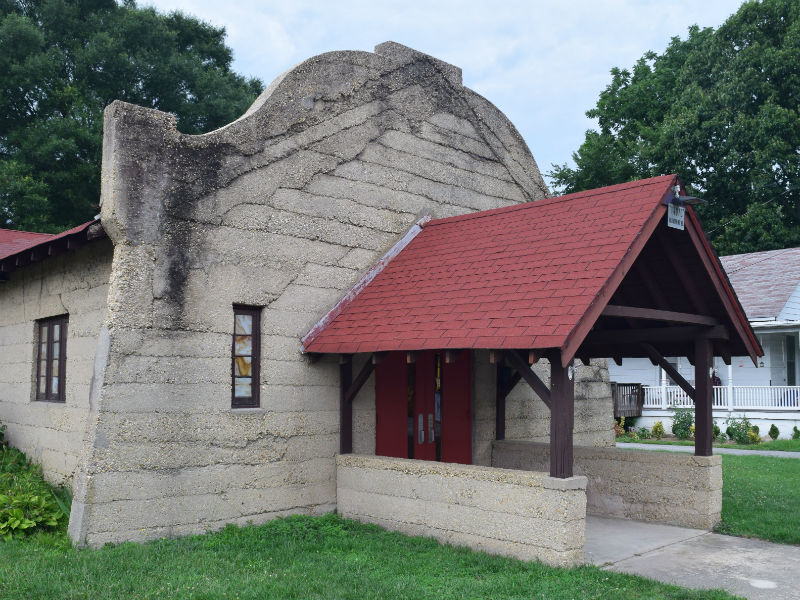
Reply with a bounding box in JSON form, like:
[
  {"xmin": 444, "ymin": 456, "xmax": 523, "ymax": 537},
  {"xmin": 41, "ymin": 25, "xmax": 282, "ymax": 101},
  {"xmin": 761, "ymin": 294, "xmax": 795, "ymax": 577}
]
[
  {"xmin": 38, "ymin": 376, "xmax": 46, "ymax": 395},
  {"xmin": 41, "ymin": 325, "xmax": 48, "ymax": 345},
  {"xmin": 53, "ymin": 323, "xmax": 60, "ymax": 342},
  {"xmin": 53, "ymin": 341, "xmax": 60, "ymax": 358},
  {"xmin": 40, "ymin": 342, "xmax": 47, "ymax": 360},
  {"xmin": 234, "ymin": 356, "xmax": 252, "ymax": 377},
  {"xmin": 235, "ymin": 335, "xmax": 252, "ymax": 356},
  {"xmin": 235, "ymin": 314, "xmax": 252, "ymax": 335},
  {"xmin": 234, "ymin": 377, "xmax": 252, "ymax": 398},
  {"xmin": 51, "ymin": 374, "xmax": 59, "ymax": 395}
]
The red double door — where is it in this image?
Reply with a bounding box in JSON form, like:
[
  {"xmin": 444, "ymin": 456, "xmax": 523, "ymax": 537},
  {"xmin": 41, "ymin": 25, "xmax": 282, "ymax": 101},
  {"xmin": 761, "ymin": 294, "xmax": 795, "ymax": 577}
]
[{"xmin": 375, "ymin": 351, "xmax": 472, "ymax": 464}]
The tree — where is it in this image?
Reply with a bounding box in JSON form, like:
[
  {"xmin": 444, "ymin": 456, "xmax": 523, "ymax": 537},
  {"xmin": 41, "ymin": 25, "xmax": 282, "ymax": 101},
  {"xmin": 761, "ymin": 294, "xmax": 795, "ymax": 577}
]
[
  {"xmin": 549, "ymin": 0, "xmax": 800, "ymax": 255},
  {"xmin": 0, "ymin": 0, "xmax": 263, "ymax": 232}
]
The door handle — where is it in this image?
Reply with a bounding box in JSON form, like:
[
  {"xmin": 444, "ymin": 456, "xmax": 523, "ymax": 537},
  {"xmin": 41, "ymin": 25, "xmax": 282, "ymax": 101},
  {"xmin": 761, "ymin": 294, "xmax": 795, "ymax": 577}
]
[{"xmin": 418, "ymin": 413, "xmax": 424, "ymax": 444}]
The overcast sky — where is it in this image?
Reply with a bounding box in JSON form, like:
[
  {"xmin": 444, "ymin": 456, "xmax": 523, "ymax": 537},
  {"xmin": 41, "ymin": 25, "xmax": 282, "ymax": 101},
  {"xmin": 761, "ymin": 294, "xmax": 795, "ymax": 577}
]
[{"xmin": 143, "ymin": 0, "xmax": 742, "ymax": 188}]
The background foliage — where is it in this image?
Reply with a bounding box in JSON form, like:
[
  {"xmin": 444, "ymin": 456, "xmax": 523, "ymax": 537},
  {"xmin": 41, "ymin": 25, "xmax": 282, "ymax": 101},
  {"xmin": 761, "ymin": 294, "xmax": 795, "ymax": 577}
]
[
  {"xmin": 549, "ymin": 0, "xmax": 800, "ymax": 255},
  {"xmin": 0, "ymin": 0, "xmax": 263, "ymax": 232}
]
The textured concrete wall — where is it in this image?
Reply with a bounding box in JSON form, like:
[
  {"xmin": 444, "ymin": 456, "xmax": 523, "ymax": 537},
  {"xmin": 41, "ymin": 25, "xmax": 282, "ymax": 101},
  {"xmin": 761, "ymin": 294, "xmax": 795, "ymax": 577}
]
[
  {"xmin": 472, "ymin": 354, "xmax": 615, "ymax": 466},
  {"xmin": 337, "ymin": 454, "xmax": 587, "ymax": 566},
  {"xmin": 0, "ymin": 240, "xmax": 113, "ymax": 487},
  {"xmin": 492, "ymin": 440, "xmax": 722, "ymax": 529},
  {"xmin": 69, "ymin": 42, "xmax": 554, "ymax": 547}
]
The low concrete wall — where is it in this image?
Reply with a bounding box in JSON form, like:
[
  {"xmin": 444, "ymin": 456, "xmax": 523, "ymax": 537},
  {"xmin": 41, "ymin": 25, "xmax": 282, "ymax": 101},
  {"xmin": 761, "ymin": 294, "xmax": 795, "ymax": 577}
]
[
  {"xmin": 492, "ymin": 440, "xmax": 721, "ymax": 530},
  {"xmin": 336, "ymin": 454, "xmax": 587, "ymax": 566}
]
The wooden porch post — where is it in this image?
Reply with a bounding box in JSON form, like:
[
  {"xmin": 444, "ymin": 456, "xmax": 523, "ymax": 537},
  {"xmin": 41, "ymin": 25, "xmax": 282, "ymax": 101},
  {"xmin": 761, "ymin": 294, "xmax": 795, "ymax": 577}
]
[
  {"xmin": 694, "ymin": 338, "xmax": 713, "ymax": 457},
  {"xmin": 550, "ymin": 353, "xmax": 575, "ymax": 478},
  {"xmin": 340, "ymin": 354, "xmax": 353, "ymax": 454},
  {"xmin": 495, "ymin": 363, "xmax": 506, "ymax": 441}
]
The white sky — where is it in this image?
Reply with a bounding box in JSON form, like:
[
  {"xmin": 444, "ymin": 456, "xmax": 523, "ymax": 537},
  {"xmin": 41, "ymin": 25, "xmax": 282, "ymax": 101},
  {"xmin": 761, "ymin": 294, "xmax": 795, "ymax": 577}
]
[{"xmin": 143, "ymin": 0, "xmax": 742, "ymax": 187}]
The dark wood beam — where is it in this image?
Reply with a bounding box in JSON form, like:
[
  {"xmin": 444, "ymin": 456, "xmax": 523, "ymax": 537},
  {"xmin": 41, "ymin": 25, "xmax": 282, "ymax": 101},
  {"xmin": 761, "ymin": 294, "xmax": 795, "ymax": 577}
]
[
  {"xmin": 695, "ymin": 337, "xmax": 714, "ymax": 457},
  {"xmin": 307, "ymin": 353, "xmax": 322, "ymax": 364},
  {"xmin": 612, "ymin": 356, "xmax": 623, "ymax": 367},
  {"xmin": 339, "ymin": 354, "xmax": 353, "ymax": 454},
  {"xmin": 500, "ymin": 370, "xmax": 522, "ymax": 400},
  {"xmin": 633, "ymin": 260, "xmax": 671, "ymax": 310},
  {"xmin": 550, "ymin": 352, "xmax": 575, "ymax": 478},
  {"xmin": 584, "ymin": 325, "xmax": 729, "ymax": 346},
  {"xmin": 528, "ymin": 350, "xmax": 542, "ymax": 364},
  {"xmin": 406, "ymin": 351, "xmax": 417, "ymax": 364},
  {"xmin": 718, "ymin": 343, "xmax": 732, "ymax": 366},
  {"xmin": 656, "ymin": 231, "xmax": 710, "ymax": 314},
  {"xmin": 489, "ymin": 350, "xmax": 503, "ymax": 364},
  {"xmin": 344, "ymin": 357, "xmax": 376, "ymax": 405},
  {"xmin": 495, "ymin": 364, "xmax": 507, "ymax": 441},
  {"xmin": 601, "ymin": 305, "xmax": 720, "ymax": 327},
  {"xmin": 505, "ymin": 350, "xmax": 551, "ymax": 409},
  {"xmin": 640, "ymin": 343, "xmax": 695, "ymax": 401},
  {"xmin": 371, "ymin": 352, "xmax": 386, "ymax": 365}
]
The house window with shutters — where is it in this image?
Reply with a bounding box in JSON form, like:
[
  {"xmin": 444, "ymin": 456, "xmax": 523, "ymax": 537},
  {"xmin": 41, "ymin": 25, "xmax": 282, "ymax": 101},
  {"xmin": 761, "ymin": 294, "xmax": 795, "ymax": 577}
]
[{"xmin": 36, "ymin": 316, "xmax": 68, "ymax": 403}]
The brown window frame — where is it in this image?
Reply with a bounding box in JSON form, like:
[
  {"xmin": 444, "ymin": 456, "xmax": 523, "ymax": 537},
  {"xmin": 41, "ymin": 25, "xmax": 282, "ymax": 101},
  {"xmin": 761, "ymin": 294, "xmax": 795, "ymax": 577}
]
[
  {"xmin": 231, "ymin": 305, "xmax": 261, "ymax": 408},
  {"xmin": 36, "ymin": 315, "xmax": 68, "ymax": 403}
]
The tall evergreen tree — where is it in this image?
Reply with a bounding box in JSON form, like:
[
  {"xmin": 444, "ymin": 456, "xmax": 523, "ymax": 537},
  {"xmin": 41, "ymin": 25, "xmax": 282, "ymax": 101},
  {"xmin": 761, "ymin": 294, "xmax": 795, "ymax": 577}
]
[
  {"xmin": 549, "ymin": 0, "xmax": 800, "ymax": 255},
  {"xmin": 0, "ymin": 0, "xmax": 263, "ymax": 232}
]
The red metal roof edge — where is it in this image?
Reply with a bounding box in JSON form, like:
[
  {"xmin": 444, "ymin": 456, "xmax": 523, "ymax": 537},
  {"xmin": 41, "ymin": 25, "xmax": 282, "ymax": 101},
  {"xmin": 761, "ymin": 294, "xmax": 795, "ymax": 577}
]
[
  {"xmin": 684, "ymin": 208, "xmax": 763, "ymax": 363},
  {"xmin": 0, "ymin": 219, "xmax": 105, "ymax": 278},
  {"xmin": 557, "ymin": 176, "xmax": 678, "ymax": 367},
  {"xmin": 301, "ymin": 215, "xmax": 432, "ymax": 352}
]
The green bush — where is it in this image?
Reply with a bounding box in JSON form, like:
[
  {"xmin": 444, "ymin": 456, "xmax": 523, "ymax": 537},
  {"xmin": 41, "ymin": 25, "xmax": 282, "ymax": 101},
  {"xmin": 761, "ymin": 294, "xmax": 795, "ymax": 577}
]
[
  {"xmin": 637, "ymin": 427, "xmax": 651, "ymax": 439},
  {"xmin": 0, "ymin": 445, "xmax": 68, "ymax": 540},
  {"xmin": 712, "ymin": 421, "xmax": 721, "ymax": 441},
  {"xmin": 726, "ymin": 415, "xmax": 754, "ymax": 445},
  {"xmin": 748, "ymin": 430, "xmax": 762, "ymax": 445},
  {"xmin": 652, "ymin": 421, "xmax": 664, "ymax": 440},
  {"xmin": 769, "ymin": 424, "xmax": 780, "ymax": 440},
  {"xmin": 671, "ymin": 406, "xmax": 694, "ymax": 440},
  {"xmin": 794, "ymin": 426, "xmax": 800, "ymax": 440},
  {"xmin": 751, "ymin": 425, "xmax": 760, "ymax": 435}
]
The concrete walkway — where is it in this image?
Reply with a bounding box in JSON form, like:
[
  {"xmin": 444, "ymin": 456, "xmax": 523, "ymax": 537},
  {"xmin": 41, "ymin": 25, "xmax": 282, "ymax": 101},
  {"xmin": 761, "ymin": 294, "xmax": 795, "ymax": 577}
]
[
  {"xmin": 617, "ymin": 443, "xmax": 800, "ymax": 458},
  {"xmin": 586, "ymin": 516, "xmax": 800, "ymax": 600}
]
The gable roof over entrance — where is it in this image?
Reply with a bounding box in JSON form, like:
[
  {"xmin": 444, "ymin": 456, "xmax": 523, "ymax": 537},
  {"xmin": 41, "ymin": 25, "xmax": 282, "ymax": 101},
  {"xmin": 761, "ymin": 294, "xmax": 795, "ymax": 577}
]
[{"xmin": 302, "ymin": 175, "xmax": 761, "ymax": 367}]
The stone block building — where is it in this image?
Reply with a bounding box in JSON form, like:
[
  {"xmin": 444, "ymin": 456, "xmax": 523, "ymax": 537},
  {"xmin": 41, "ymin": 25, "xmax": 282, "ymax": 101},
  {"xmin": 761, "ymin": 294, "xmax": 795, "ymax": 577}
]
[{"xmin": 0, "ymin": 42, "xmax": 758, "ymax": 564}]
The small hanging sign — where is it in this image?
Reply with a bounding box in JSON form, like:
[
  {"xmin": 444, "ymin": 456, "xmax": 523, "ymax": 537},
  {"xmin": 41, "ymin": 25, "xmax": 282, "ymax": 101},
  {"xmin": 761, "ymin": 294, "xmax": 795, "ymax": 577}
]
[{"xmin": 667, "ymin": 203, "xmax": 685, "ymax": 230}]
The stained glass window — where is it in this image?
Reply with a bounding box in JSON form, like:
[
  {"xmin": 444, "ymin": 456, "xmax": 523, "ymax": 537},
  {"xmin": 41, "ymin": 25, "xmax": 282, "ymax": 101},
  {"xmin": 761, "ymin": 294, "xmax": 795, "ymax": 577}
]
[
  {"xmin": 232, "ymin": 306, "xmax": 261, "ymax": 408},
  {"xmin": 36, "ymin": 316, "xmax": 67, "ymax": 402}
]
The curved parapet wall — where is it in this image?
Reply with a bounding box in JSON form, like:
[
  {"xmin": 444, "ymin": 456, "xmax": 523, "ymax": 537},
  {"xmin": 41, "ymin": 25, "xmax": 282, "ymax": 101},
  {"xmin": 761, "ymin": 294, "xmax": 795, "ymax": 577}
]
[{"xmin": 70, "ymin": 42, "xmax": 550, "ymax": 547}]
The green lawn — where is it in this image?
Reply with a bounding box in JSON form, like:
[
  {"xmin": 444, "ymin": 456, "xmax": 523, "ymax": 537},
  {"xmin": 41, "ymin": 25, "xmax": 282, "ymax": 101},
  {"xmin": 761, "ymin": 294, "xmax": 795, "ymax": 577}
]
[
  {"xmin": 615, "ymin": 437, "xmax": 800, "ymax": 452},
  {"xmin": 716, "ymin": 454, "xmax": 800, "ymax": 545},
  {"xmin": 0, "ymin": 514, "xmax": 740, "ymax": 600}
]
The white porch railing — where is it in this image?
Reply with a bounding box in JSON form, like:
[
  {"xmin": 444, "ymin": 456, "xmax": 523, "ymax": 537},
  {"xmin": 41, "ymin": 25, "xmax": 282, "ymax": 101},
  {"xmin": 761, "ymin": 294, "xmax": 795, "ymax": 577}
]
[{"xmin": 643, "ymin": 385, "xmax": 800, "ymax": 411}]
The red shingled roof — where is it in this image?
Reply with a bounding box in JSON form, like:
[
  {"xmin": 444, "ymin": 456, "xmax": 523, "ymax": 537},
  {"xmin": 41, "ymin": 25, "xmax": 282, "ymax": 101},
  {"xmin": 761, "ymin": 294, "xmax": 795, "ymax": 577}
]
[
  {"xmin": 302, "ymin": 175, "xmax": 677, "ymax": 357},
  {"xmin": 0, "ymin": 228, "xmax": 54, "ymax": 261}
]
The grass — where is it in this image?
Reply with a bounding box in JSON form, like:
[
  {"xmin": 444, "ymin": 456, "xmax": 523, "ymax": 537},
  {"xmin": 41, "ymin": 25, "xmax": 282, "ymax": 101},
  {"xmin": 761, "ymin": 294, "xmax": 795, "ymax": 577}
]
[
  {"xmin": 615, "ymin": 436, "xmax": 800, "ymax": 452},
  {"xmin": 716, "ymin": 454, "xmax": 800, "ymax": 545},
  {"xmin": 0, "ymin": 514, "xmax": 741, "ymax": 600}
]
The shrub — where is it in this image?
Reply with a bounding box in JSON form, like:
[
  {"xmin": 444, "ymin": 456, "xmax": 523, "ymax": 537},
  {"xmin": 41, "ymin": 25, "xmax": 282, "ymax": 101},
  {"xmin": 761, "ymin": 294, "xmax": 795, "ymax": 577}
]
[
  {"xmin": 0, "ymin": 445, "xmax": 67, "ymax": 540},
  {"xmin": 712, "ymin": 421, "xmax": 721, "ymax": 441},
  {"xmin": 637, "ymin": 427, "xmax": 651, "ymax": 439},
  {"xmin": 726, "ymin": 415, "xmax": 753, "ymax": 445},
  {"xmin": 794, "ymin": 426, "xmax": 800, "ymax": 440},
  {"xmin": 0, "ymin": 422, "xmax": 5, "ymax": 447},
  {"xmin": 751, "ymin": 425, "xmax": 760, "ymax": 435},
  {"xmin": 690, "ymin": 424, "xmax": 696, "ymax": 438},
  {"xmin": 716, "ymin": 431, "xmax": 727, "ymax": 443},
  {"xmin": 748, "ymin": 429, "xmax": 762, "ymax": 444},
  {"xmin": 769, "ymin": 424, "xmax": 780, "ymax": 440},
  {"xmin": 613, "ymin": 417, "xmax": 625, "ymax": 437},
  {"xmin": 652, "ymin": 421, "xmax": 664, "ymax": 440},
  {"xmin": 671, "ymin": 406, "xmax": 694, "ymax": 440}
]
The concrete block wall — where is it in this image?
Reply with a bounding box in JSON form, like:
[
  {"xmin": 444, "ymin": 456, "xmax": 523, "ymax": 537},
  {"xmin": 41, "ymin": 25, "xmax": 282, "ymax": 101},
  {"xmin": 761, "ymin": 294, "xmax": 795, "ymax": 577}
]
[
  {"xmin": 492, "ymin": 440, "xmax": 722, "ymax": 529},
  {"xmin": 473, "ymin": 354, "xmax": 615, "ymax": 466},
  {"xmin": 69, "ymin": 42, "xmax": 554, "ymax": 546},
  {"xmin": 0, "ymin": 240, "xmax": 113, "ymax": 487},
  {"xmin": 337, "ymin": 454, "xmax": 587, "ymax": 566}
]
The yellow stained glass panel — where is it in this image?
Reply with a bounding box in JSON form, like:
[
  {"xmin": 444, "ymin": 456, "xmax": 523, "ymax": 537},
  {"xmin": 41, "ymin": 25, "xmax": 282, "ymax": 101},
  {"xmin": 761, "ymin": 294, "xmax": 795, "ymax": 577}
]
[{"xmin": 235, "ymin": 357, "xmax": 252, "ymax": 377}]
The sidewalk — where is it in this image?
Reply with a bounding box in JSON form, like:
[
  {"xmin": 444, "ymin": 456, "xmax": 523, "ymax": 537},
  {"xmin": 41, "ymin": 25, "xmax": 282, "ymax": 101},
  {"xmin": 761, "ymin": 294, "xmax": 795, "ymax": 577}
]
[
  {"xmin": 616, "ymin": 442, "xmax": 800, "ymax": 458},
  {"xmin": 586, "ymin": 516, "xmax": 800, "ymax": 600}
]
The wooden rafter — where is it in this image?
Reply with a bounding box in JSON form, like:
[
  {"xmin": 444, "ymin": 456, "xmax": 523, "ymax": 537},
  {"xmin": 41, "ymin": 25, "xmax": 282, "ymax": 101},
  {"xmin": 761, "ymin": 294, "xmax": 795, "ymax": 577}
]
[
  {"xmin": 584, "ymin": 325, "xmax": 729, "ymax": 346},
  {"xmin": 601, "ymin": 305, "xmax": 720, "ymax": 327},
  {"xmin": 505, "ymin": 350, "xmax": 551, "ymax": 409},
  {"xmin": 639, "ymin": 343, "xmax": 695, "ymax": 401}
]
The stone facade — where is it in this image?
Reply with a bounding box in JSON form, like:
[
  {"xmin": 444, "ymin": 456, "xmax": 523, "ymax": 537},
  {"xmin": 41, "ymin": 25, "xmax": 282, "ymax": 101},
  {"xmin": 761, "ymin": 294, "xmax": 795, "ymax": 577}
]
[
  {"xmin": 0, "ymin": 240, "xmax": 113, "ymax": 486},
  {"xmin": 337, "ymin": 454, "xmax": 587, "ymax": 566},
  {"xmin": 492, "ymin": 440, "xmax": 722, "ymax": 529}
]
